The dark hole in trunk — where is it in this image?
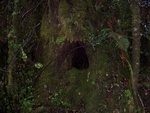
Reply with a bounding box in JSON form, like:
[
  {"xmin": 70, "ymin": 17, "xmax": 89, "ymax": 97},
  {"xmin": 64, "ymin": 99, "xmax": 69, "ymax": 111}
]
[{"xmin": 71, "ymin": 41, "xmax": 89, "ymax": 70}]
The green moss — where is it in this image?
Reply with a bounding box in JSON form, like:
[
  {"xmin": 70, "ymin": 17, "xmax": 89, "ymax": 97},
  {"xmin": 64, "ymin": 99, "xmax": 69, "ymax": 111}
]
[
  {"xmin": 36, "ymin": 1, "xmax": 130, "ymax": 112},
  {"xmin": 49, "ymin": 45, "xmax": 110, "ymax": 111},
  {"xmin": 41, "ymin": 15, "xmax": 56, "ymax": 41},
  {"xmin": 58, "ymin": 0, "xmax": 90, "ymax": 41}
]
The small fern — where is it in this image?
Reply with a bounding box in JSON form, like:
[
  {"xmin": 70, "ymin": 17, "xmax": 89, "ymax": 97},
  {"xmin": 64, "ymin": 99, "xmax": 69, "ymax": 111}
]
[{"xmin": 116, "ymin": 37, "xmax": 130, "ymax": 51}]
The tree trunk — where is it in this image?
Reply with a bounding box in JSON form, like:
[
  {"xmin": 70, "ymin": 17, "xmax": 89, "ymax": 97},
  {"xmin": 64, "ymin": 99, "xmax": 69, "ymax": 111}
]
[
  {"xmin": 33, "ymin": 1, "xmax": 132, "ymax": 112},
  {"xmin": 7, "ymin": 0, "xmax": 20, "ymax": 91},
  {"xmin": 130, "ymin": 0, "xmax": 144, "ymax": 112},
  {"xmin": 2, "ymin": 0, "xmax": 148, "ymax": 112}
]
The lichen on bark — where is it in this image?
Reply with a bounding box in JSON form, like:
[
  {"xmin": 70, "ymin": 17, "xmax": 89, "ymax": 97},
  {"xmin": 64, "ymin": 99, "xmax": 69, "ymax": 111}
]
[{"xmin": 58, "ymin": 0, "xmax": 89, "ymax": 41}]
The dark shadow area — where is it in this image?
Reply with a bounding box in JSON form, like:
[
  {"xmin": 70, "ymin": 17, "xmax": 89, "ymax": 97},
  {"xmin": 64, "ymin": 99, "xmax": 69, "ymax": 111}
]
[{"xmin": 71, "ymin": 41, "xmax": 89, "ymax": 70}]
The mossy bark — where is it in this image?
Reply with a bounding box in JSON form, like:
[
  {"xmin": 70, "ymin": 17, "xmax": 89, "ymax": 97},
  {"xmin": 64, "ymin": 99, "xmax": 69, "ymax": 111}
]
[
  {"xmin": 35, "ymin": 14, "xmax": 130, "ymax": 111},
  {"xmin": 34, "ymin": 1, "xmax": 131, "ymax": 112}
]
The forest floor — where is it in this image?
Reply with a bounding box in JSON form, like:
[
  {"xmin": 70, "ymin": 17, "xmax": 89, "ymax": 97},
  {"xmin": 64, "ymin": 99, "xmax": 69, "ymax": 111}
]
[{"xmin": 138, "ymin": 76, "xmax": 150, "ymax": 113}]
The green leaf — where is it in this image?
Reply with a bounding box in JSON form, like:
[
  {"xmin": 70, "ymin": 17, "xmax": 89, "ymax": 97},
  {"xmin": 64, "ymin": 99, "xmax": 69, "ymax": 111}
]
[
  {"xmin": 34, "ymin": 63, "xmax": 43, "ymax": 69},
  {"xmin": 21, "ymin": 48, "xmax": 27, "ymax": 62},
  {"xmin": 116, "ymin": 37, "xmax": 130, "ymax": 51},
  {"xmin": 56, "ymin": 37, "xmax": 65, "ymax": 45},
  {"xmin": 125, "ymin": 89, "xmax": 131, "ymax": 97},
  {"xmin": 124, "ymin": 89, "xmax": 132, "ymax": 105}
]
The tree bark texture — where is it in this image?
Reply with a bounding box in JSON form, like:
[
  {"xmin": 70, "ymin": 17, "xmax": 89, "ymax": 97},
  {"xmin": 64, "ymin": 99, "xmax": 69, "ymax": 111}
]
[
  {"xmin": 34, "ymin": 1, "xmax": 132, "ymax": 112},
  {"xmin": 130, "ymin": 0, "xmax": 144, "ymax": 112}
]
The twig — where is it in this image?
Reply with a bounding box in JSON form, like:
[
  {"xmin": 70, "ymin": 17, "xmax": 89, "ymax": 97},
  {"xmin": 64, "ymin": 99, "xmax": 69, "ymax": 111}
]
[
  {"xmin": 138, "ymin": 94, "xmax": 145, "ymax": 113},
  {"xmin": 7, "ymin": 22, "xmax": 41, "ymax": 70}
]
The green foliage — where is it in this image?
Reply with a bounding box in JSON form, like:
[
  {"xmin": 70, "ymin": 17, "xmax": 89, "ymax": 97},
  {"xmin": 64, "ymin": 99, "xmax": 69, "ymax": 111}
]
[
  {"xmin": 49, "ymin": 89, "xmax": 71, "ymax": 109},
  {"xmin": 56, "ymin": 37, "xmax": 65, "ymax": 45},
  {"xmin": 34, "ymin": 62, "xmax": 43, "ymax": 69},
  {"xmin": 19, "ymin": 73, "xmax": 34, "ymax": 113},
  {"xmin": 116, "ymin": 37, "xmax": 130, "ymax": 51},
  {"xmin": 87, "ymin": 28, "xmax": 110, "ymax": 50},
  {"xmin": 17, "ymin": 71, "xmax": 32, "ymax": 111},
  {"xmin": 3, "ymin": 68, "xmax": 35, "ymax": 113},
  {"xmin": 21, "ymin": 48, "xmax": 27, "ymax": 62},
  {"xmin": 20, "ymin": 86, "xmax": 34, "ymax": 113},
  {"xmin": 124, "ymin": 89, "xmax": 132, "ymax": 105},
  {"xmin": 7, "ymin": 29, "xmax": 21, "ymax": 52},
  {"xmin": 21, "ymin": 98, "xmax": 32, "ymax": 113}
]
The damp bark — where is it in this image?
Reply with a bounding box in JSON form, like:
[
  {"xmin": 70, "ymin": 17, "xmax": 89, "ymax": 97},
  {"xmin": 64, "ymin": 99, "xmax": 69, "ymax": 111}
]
[
  {"xmin": 34, "ymin": 0, "xmax": 132, "ymax": 112},
  {"xmin": 54, "ymin": 40, "xmax": 89, "ymax": 76}
]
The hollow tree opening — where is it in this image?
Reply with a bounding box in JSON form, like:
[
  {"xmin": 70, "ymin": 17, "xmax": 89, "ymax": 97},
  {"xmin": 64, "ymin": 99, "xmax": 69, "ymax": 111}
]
[{"xmin": 71, "ymin": 41, "xmax": 89, "ymax": 70}]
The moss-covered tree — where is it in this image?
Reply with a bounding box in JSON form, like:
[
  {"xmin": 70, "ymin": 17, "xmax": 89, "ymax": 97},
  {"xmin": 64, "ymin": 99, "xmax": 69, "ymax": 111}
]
[{"xmin": 0, "ymin": 0, "xmax": 149, "ymax": 113}]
